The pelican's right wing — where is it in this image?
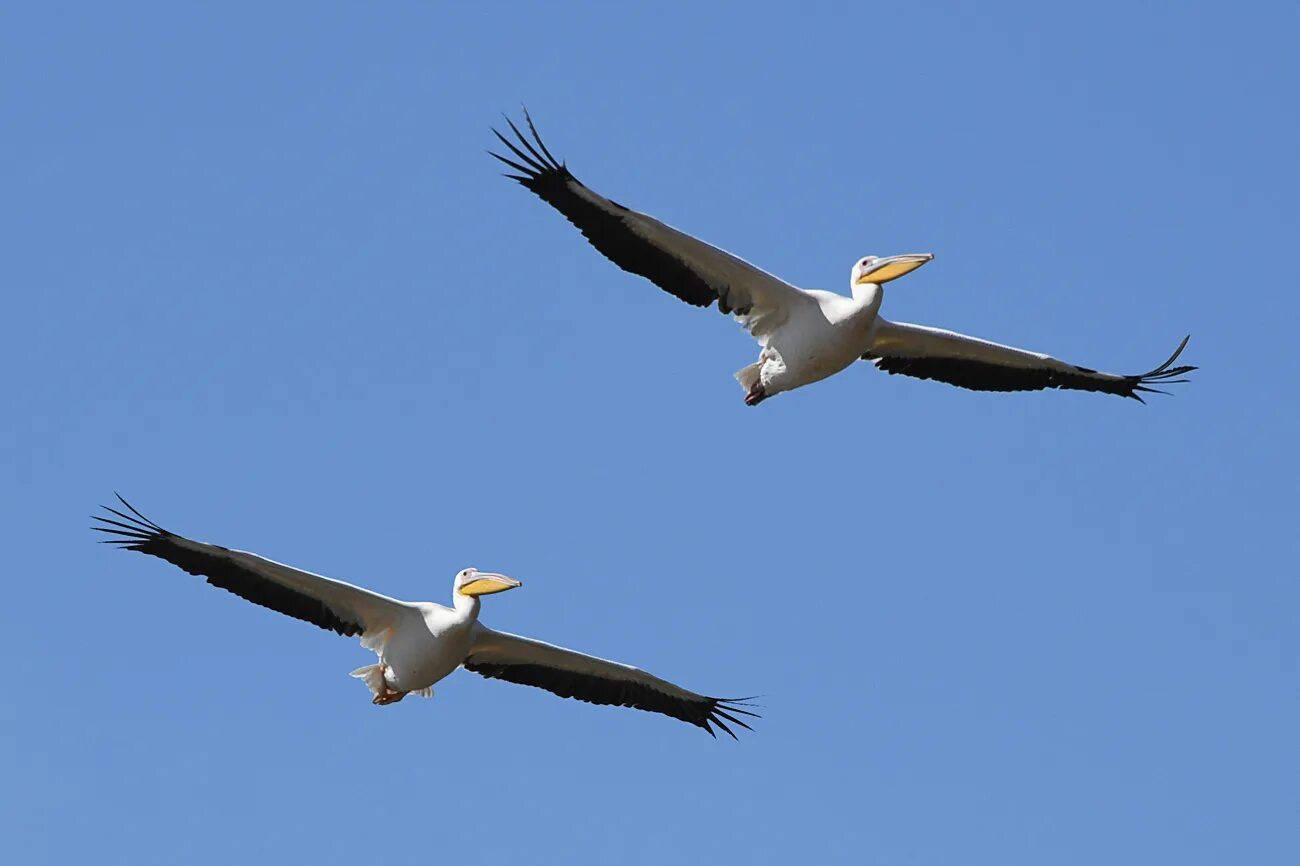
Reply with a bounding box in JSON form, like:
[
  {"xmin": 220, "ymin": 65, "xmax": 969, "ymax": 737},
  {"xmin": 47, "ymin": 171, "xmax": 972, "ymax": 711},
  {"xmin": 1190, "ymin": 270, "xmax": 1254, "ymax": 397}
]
[
  {"xmin": 491, "ymin": 110, "xmax": 814, "ymax": 339},
  {"xmin": 92, "ymin": 496, "xmax": 412, "ymax": 638},
  {"xmin": 464, "ymin": 624, "xmax": 757, "ymax": 738},
  {"xmin": 864, "ymin": 319, "xmax": 1195, "ymax": 402}
]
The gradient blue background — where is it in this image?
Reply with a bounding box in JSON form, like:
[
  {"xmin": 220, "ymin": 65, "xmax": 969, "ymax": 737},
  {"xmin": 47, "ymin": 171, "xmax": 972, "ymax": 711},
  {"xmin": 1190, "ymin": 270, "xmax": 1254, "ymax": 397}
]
[{"xmin": 3, "ymin": 3, "xmax": 1296, "ymax": 864}]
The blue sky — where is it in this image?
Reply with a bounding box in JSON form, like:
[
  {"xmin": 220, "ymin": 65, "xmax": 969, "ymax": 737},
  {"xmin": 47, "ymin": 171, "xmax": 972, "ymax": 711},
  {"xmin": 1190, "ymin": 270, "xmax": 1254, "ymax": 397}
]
[{"xmin": 2, "ymin": 2, "xmax": 1297, "ymax": 864}]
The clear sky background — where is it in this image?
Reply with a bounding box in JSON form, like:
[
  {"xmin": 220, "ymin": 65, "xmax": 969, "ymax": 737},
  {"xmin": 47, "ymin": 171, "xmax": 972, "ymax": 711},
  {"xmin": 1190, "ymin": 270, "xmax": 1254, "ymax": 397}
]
[{"xmin": 3, "ymin": 3, "xmax": 1297, "ymax": 864}]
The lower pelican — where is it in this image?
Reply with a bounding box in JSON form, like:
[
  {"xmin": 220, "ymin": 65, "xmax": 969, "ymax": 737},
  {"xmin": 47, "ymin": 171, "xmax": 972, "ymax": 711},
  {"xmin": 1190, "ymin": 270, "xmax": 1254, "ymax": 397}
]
[{"xmin": 92, "ymin": 496, "xmax": 755, "ymax": 737}]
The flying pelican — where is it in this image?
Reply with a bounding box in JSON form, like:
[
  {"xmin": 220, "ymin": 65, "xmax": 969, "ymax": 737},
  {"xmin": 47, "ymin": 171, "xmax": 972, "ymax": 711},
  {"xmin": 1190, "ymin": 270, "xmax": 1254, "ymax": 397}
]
[
  {"xmin": 91, "ymin": 497, "xmax": 755, "ymax": 737},
  {"xmin": 490, "ymin": 112, "xmax": 1195, "ymax": 406}
]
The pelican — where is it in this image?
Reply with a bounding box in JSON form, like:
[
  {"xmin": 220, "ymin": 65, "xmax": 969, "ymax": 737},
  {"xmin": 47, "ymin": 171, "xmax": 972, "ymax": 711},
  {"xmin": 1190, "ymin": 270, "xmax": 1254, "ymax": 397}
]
[
  {"xmin": 491, "ymin": 112, "xmax": 1195, "ymax": 405},
  {"xmin": 92, "ymin": 497, "xmax": 755, "ymax": 737}
]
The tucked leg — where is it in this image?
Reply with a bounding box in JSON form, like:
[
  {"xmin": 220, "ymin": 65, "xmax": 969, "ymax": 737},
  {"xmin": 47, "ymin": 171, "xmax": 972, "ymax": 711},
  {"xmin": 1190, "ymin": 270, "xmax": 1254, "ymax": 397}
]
[{"xmin": 370, "ymin": 663, "xmax": 408, "ymax": 705}]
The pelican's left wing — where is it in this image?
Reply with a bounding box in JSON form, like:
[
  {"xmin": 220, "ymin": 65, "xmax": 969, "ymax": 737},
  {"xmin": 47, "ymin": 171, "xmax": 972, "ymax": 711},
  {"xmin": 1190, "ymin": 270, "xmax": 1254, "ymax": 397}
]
[
  {"xmin": 92, "ymin": 496, "xmax": 411, "ymax": 638},
  {"xmin": 864, "ymin": 319, "xmax": 1195, "ymax": 402},
  {"xmin": 490, "ymin": 111, "xmax": 813, "ymax": 339},
  {"xmin": 464, "ymin": 624, "xmax": 756, "ymax": 738}
]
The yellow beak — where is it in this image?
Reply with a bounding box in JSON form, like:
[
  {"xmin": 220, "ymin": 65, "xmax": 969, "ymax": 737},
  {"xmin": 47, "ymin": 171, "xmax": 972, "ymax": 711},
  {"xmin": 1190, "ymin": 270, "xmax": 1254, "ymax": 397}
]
[
  {"xmin": 855, "ymin": 253, "xmax": 934, "ymax": 285},
  {"xmin": 458, "ymin": 573, "xmax": 522, "ymax": 597}
]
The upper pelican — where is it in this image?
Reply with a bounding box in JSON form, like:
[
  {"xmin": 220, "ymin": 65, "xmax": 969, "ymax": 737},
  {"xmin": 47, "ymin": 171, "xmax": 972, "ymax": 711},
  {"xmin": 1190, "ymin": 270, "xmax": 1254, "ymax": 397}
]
[
  {"xmin": 491, "ymin": 111, "xmax": 1195, "ymax": 405},
  {"xmin": 92, "ymin": 496, "xmax": 755, "ymax": 737}
]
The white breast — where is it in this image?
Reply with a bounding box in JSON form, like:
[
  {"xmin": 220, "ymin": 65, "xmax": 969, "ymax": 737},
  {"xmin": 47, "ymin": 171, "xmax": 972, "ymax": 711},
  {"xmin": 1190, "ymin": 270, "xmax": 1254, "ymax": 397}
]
[
  {"xmin": 383, "ymin": 605, "xmax": 475, "ymax": 691},
  {"xmin": 764, "ymin": 292, "xmax": 877, "ymax": 390}
]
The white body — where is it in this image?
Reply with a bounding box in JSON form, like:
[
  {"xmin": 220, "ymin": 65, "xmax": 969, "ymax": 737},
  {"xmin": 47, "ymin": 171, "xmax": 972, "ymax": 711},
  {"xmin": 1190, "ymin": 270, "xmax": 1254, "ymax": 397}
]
[
  {"xmin": 374, "ymin": 595, "xmax": 481, "ymax": 694},
  {"xmin": 740, "ymin": 285, "xmax": 883, "ymax": 398}
]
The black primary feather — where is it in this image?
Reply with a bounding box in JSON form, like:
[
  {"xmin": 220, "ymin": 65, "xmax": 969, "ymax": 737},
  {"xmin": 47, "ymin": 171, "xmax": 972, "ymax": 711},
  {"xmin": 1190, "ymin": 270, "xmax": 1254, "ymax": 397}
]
[
  {"xmin": 490, "ymin": 108, "xmax": 726, "ymax": 310},
  {"xmin": 92, "ymin": 495, "xmax": 364, "ymax": 637},
  {"xmin": 866, "ymin": 335, "xmax": 1196, "ymax": 402},
  {"xmin": 463, "ymin": 657, "xmax": 758, "ymax": 738}
]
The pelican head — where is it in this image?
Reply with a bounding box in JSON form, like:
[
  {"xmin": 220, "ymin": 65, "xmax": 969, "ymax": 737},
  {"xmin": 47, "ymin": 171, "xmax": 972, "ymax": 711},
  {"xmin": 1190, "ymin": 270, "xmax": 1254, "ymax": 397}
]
[
  {"xmin": 455, "ymin": 567, "xmax": 522, "ymax": 597},
  {"xmin": 852, "ymin": 253, "xmax": 934, "ymax": 287}
]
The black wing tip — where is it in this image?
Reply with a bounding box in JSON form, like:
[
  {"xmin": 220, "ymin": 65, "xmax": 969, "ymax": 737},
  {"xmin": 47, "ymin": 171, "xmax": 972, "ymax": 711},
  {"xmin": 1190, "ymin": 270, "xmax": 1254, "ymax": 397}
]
[
  {"xmin": 92, "ymin": 494, "xmax": 169, "ymax": 547},
  {"xmin": 703, "ymin": 696, "xmax": 760, "ymax": 738},
  {"xmin": 1126, "ymin": 334, "xmax": 1197, "ymax": 402},
  {"xmin": 489, "ymin": 108, "xmax": 566, "ymax": 182}
]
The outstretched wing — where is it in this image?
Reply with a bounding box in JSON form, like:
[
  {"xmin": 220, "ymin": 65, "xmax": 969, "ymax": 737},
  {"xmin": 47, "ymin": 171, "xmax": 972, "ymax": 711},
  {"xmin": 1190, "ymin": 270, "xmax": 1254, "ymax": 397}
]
[
  {"xmin": 464, "ymin": 624, "xmax": 757, "ymax": 738},
  {"xmin": 92, "ymin": 495, "xmax": 412, "ymax": 637},
  {"xmin": 491, "ymin": 110, "xmax": 813, "ymax": 339},
  {"xmin": 864, "ymin": 320, "xmax": 1195, "ymax": 402}
]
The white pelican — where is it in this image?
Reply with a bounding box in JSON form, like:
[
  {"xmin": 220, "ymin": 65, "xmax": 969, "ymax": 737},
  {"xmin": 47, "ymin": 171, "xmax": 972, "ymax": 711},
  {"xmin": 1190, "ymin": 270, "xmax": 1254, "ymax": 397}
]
[
  {"xmin": 92, "ymin": 497, "xmax": 756, "ymax": 737},
  {"xmin": 491, "ymin": 112, "xmax": 1195, "ymax": 405}
]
